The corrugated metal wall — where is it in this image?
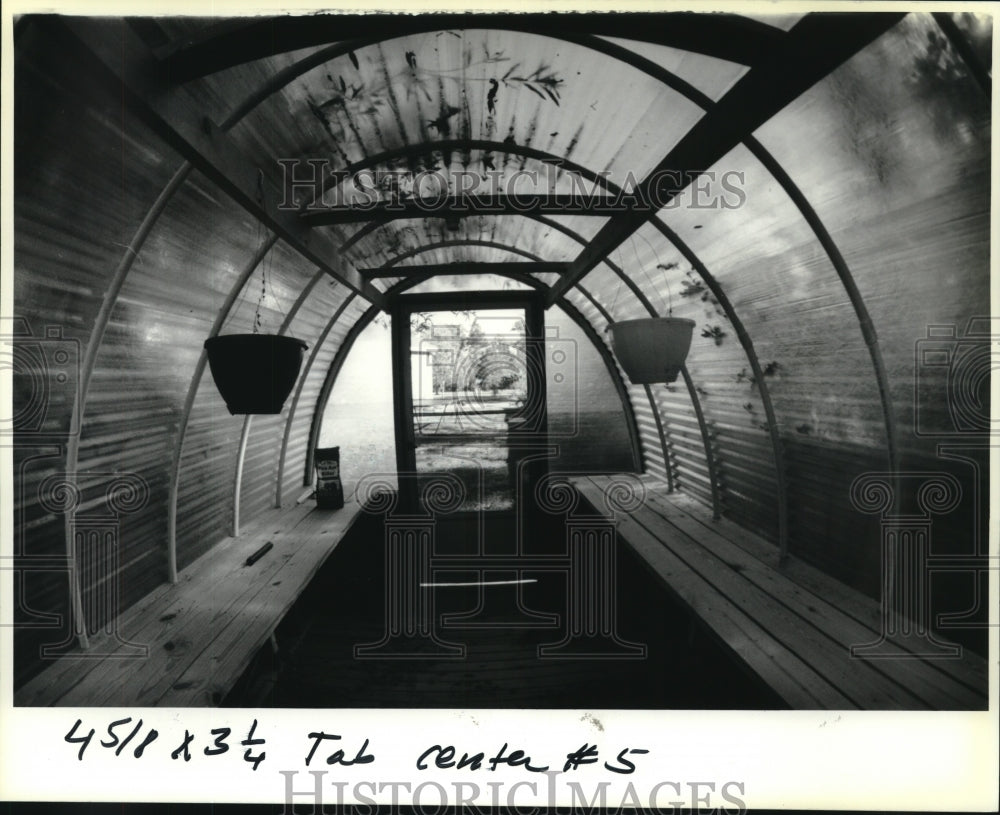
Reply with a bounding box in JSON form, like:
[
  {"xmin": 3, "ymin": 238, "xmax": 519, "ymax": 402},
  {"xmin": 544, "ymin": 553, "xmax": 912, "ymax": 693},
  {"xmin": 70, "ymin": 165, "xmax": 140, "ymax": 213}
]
[{"xmin": 11, "ymin": 14, "xmax": 991, "ymax": 688}]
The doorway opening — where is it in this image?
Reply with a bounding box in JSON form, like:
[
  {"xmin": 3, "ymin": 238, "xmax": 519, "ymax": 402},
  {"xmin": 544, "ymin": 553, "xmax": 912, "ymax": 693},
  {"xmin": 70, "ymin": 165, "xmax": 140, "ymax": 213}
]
[{"xmin": 391, "ymin": 291, "xmax": 549, "ymax": 513}]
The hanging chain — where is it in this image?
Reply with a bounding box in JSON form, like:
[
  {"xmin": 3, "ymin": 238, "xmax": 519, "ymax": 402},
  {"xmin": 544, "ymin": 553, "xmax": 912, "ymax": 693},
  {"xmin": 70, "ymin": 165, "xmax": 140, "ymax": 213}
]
[
  {"xmin": 632, "ymin": 231, "xmax": 673, "ymax": 316},
  {"xmin": 252, "ymin": 169, "xmax": 267, "ymax": 335}
]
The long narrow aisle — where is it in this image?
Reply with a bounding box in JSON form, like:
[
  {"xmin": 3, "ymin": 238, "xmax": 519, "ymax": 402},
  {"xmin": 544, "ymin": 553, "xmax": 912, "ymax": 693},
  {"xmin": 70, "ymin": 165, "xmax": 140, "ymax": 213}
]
[{"xmin": 225, "ymin": 509, "xmax": 785, "ymax": 709}]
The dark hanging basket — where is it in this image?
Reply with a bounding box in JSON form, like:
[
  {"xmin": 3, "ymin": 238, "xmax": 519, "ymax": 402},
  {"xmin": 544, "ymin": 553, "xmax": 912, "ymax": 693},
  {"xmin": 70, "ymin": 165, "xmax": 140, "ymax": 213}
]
[
  {"xmin": 610, "ymin": 317, "xmax": 696, "ymax": 384},
  {"xmin": 204, "ymin": 334, "xmax": 308, "ymax": 415}
]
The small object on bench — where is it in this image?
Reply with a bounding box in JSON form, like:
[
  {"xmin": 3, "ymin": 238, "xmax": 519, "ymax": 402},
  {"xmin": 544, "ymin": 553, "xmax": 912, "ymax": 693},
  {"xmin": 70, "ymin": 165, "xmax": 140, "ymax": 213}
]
[
  {"xmin": 245, "ymin": 541, "xmax": 274, "ymax": 567},
  {"xmin": 315, "ymin": 446, "xmax": 344, "ymax": 509}
]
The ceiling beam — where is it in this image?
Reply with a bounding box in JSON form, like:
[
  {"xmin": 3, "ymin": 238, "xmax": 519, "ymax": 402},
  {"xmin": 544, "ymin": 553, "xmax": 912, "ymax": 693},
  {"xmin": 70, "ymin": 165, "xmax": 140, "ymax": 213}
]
[
  {"xmin": 360, "ymin": 262, "xmax": 569, "ymax": 279},
  {"xmin": 158, "ymin": 13, "xmax": 783, "ymax": 83},
  {"xmin": 51, "ymin": 16, "xmax": 385, "ymax": 309},
  {"xmin": 547, "ymin": 12, "xmax": 906, "ymax": 307},
  {"xmin": 301, "ymin": 194, "xmax": 622, "ymax": 226}
]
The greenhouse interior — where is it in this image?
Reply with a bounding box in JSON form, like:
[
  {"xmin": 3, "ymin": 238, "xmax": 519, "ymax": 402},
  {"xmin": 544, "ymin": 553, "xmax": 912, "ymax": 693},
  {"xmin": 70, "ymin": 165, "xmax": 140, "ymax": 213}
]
[{"xmin": 7, "ymin": 10, "xmax": 992, "ymax": 711}]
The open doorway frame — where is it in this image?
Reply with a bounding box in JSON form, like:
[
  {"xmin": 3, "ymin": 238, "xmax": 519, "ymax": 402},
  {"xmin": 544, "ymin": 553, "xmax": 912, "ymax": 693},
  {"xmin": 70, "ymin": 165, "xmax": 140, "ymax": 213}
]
[{"xmin": 389, "ymin": 289, "xmax": 549, "ymax": 513}]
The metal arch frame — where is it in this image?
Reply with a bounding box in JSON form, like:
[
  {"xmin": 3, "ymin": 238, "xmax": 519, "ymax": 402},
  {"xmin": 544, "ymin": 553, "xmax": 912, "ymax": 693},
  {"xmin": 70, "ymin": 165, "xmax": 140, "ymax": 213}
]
[
  {"xmin": 334, "ymin": 218, "xmax": 727, "ymax": 518},
  {"xmin": 219, "ymin": 23, "xmax": 902, "ymax": 483},
  {"xmin": 581, "ymin": 31, "xmax": 901, "ymax": 492},
  {"xmin": 649, "ymin": 219, "xmax": 787, "ymax": 550},
  {"xmin": 305, "ymin": 139, "xmax": 619, "ymax": 212},
  {"xmin": 335, "ymin": 219, "xmax": 680, "ymax": 493},
  {"xmin": 283, "ymin": 40, "xmax": 902, "ymax": 555},
  {"xmin": 272, "ymin": 35, "xmax": 903, "ymax": 518},
  {"xmin": 52, "ymin": 15, "xmax": 913, "ymax": 646},
  {"xmin": 375, "ymin": 242, "xmax": 653, "ymax": 479},
  {"xmin": 307, "ymin": 147, "xmax": 770, "ymax": 524},
  {"xmin": 298, "ymin": 267, "xmax": 649, "ymax": 491},
  {"xmin": 43, "ymin": 22, "xmax": 721, "ymax": 651},
  {"xmin": 61, "ymin": 163, "xmax": 195, "ymax": 648}
]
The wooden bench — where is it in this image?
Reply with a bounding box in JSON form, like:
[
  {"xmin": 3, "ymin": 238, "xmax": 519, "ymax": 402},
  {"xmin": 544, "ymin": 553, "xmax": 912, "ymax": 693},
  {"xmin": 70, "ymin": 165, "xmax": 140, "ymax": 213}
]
[
  {"xmin": 16, "ymin": 497, "xmax": 364, "ymax": 707},
  {"xmin": 571, "ymin": 474, "xmax": 988, "ymax": 710}
]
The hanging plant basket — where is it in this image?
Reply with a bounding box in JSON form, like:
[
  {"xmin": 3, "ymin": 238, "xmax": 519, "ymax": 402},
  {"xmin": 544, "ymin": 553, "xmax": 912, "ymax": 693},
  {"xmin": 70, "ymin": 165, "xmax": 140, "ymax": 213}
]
[
  {"xmin": 204, "ymin": 334, "xmax": 308, "ymax": 414},
  {"xmin": 610, "ymin": 317, "xmax": 695, "ymax": 384}
]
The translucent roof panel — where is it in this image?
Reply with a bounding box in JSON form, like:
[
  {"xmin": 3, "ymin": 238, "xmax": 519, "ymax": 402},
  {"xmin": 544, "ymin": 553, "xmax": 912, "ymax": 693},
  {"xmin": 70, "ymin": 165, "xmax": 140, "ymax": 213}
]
[
  {"xmin": 571, "ymin": 253, "xmax": 656, "ymax": 325},
  {"xmin": 752, "ymin": 12, "xmax": 990, "ymax": 450},
  {"xmin": 404, "ymin": 273, "xmax": 532, "ymax": 294},
  {"xmin": 317, "ymin": 152, "xmax": 624, "ymax": 214},
  {"xmin": 598, "ymin": 36, "xmax": 748, "ymax": 101},
  {"xmin": 266, "ymin": 30, "xmax": 706, "ymax": 190},
  {"xmin": 338, "ymin": 212, "xmax": 599, "ymax": 272},
  {"xmin": 658, "ymin": 147, "xmax": 885, "ymax": 448}
]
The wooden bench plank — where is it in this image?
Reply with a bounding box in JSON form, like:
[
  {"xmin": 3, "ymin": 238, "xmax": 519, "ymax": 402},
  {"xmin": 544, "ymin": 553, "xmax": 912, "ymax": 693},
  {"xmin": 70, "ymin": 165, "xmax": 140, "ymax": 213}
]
[
  {"xmin": 55, "ymin": 508, "xmax": 326, "ymax": 706},
  {"xmin": 16, "ymin": 501, "xmax": 359, "ymax": 707},
  {"xmin": 15, "ymin": 503, "xmax": 310, "ymax": 706},
  {"xmin": 161, "ymin": 502, "xmax": 365, "ymax": 706},
  {"xmin": 67, "ymin": 505, "xmax": 358, "ymax": 707},
  {"xmin": 656, "ymin": 485, "xmax": 989, "ymax": 694},
  {"xmin": 609, "ymin": 496, "xmax": 925, "ymax": 709},
  {"xmin": 76, "ymin": 509, "xmax": 335, "ymax": 706},
  {"xmin": 574, "ymin": 478, "xmax": 857, "ymax": 709},
  {"xmin": 580, "ymin": 475, "xmax": 984, "ymax": 710},
  {"xmin": 636, "ymin": 488, "xmax": 984, "ymax": 709}
]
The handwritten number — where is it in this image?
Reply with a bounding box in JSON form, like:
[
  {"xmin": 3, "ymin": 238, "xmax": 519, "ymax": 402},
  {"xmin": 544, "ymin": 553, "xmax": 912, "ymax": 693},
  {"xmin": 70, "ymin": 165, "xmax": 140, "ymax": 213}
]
[
  {"xmin": 604, "ymin": 747, "xmax": 650, "ymax": 774},
  {"xmin": 133, "ymin": 729, "xmax": 159, "ymax": 758},
  {"xmin": 204, "ymin": 727, "xmax": 231, "ymax": 756},
  {"xmin": 100, "ymin": 717, "xmax": 132, "ymax": 749},
  {"xmin": 65, "ymin": 719, "xmax": 94, "ymax": 761},
  {"xmin": 242, "ymin": 719, "xmax": 266, "ymax": 770}
]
